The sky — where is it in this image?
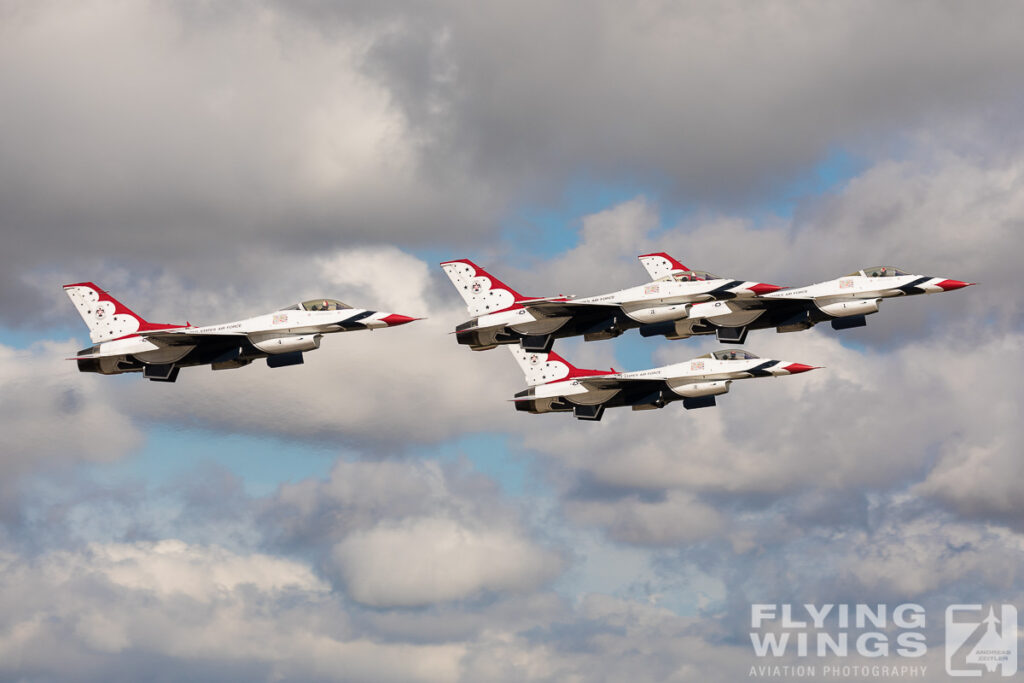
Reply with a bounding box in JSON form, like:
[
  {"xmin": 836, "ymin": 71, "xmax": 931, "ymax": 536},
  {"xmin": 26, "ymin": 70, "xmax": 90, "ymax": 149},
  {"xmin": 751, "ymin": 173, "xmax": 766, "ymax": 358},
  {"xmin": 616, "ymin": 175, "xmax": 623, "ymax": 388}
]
[{"xmin": 2, "ymin": 1, "xmax": 1024, "ymax": 681}]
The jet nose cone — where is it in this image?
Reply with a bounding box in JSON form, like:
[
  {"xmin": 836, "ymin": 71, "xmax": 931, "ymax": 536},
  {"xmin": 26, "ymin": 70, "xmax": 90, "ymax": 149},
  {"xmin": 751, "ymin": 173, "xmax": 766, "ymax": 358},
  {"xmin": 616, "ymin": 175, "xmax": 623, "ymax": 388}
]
[
  {"xmin": 783, "ymin": 363, "xmax": 819, "ymax": 375},
  {"xmin": 935, "ymin": 279, "xmax": 974, "ymax": 291},
  {"xmin": 380, "ymin": 313, "xmax": 419, "ymax": 326},
  {"xmin": 749, "ymin": 283, "xmax": 784, "ymax": 295}
]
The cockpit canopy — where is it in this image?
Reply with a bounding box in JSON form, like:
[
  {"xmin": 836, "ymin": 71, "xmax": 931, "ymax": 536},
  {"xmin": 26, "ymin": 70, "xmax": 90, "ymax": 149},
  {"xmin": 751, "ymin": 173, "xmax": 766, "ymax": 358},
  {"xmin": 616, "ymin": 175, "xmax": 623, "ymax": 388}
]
[
  {"xmin": 849, "ymin": 266, "xmax": 908, "ymax": 278},
  {"xmin": 669, "ymin": 269, "xmax": 720, "ymax": 282},
  {"xmin": 302, "ymin": 299, "xmax": 351, "ymax": 311},
  {"xmin": 698, "ymin": 349, "xmax": 760, "ymax": 361},
  {"xmin": 279, "ymin": 299, "xmax": 353, "ymax": 312}
]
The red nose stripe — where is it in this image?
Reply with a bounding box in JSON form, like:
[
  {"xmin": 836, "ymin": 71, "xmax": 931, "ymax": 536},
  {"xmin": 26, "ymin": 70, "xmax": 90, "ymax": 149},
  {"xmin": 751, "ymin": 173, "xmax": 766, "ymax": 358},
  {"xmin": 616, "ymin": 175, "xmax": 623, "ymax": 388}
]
[
  {"xmin": 936, "ymin": 280, "xmax": 973, "ymax": 291},
  {"xmin": 749, "ymin": 283, "xmax": 784, "ymax": 295},
  {"xmin": 381, "ymin": 314, "xmax": 418, "ymax": 326},
  {"xmin": 783, "ymin": 363, "xmax": 818, "ymax": 375}
]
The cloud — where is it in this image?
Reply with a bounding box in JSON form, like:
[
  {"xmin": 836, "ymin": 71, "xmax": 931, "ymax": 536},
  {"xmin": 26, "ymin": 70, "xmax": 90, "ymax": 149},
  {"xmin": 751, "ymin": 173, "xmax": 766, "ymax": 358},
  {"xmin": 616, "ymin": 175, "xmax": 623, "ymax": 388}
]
[
  {"xmin": 3, "ymin": 3, "xmax": 1024, "ymax": 679},
  {"xmin": 34, "ymin": 245, "xmax": 519, "ymax": 445},
  {"xmin": 0, "ymin": 0, "xmax": 496, "ymax": 321},
  {"xmin": 7, "ymin": 1, "xmax": 1024, "ymax": 325},
  {"xmin": 566, "ymin": 491, "xmax": 727, "ymax": 547},
  {"xmin": 0, "ymin": 540, "xmax": 467, "ymax": 683},
  {"xmin": 352, "ymin": 0, "xmax": 1024, "ymax": 204},
  {"xmin": 264, "ymin": 459, "xmax": 565, "ymax": 607},
  {"xmin": 0, "ymin": 340, "xmax": 142, "ymax": 483},
  {"xmin": 334, "ymin": 516, "xmax": 563, "ymax": 607}
]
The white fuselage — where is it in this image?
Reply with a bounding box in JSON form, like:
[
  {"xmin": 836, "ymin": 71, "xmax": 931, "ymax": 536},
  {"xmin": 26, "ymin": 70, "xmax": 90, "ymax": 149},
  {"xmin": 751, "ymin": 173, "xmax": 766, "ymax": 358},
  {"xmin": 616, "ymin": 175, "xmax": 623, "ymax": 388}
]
[
  {"xmin": 86, "ymin": 308, "xmax": 393, "ymax": 361},
  {"xmin": 759, "ymin": 274, "xmax": 953, "ymax": 303},
  {"xmin": 475, "ymin": 277, "xmax": 766, "ymax": 335},
  {"xmin": 529, "ymin": 356, "xmax": 805, "ymax": 403},
  {"xmin": 665, "ymin": 272, "xmax": 970, "ymax": 335}
]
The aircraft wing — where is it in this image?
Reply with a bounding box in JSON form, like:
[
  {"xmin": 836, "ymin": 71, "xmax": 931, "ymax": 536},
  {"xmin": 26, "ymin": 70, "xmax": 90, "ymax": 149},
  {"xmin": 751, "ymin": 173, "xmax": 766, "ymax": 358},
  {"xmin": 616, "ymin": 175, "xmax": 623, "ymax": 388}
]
[
  {"xmin": 732, "ymin": 296, "xmax": 804, "ymax": 308},
  {"xmin": 520, "ymin": 300, "xmax": 622, "ymax": 317},
  {"xmin": 138, "ymin": 330, "xmax": 248, "ymax": 346},
  {"xmin": 66, "ymin": 351, "xmax": 106, "ymax": 360},
  {"xmin": 575, "ymin": 376, "xmax": 664, "ymax": 391}
]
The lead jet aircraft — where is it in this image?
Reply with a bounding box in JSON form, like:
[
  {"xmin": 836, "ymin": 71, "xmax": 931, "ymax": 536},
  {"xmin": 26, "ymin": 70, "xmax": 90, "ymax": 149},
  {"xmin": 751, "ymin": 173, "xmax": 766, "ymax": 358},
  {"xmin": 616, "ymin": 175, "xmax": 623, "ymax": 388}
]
[
  {"xmin": 440, "ymin": 254, "xmax": 781, "ymax": 352},
  {"xmin": 510, "ymin": 346, "xmax": 819, "ymax": 421},
  {"xmin": 637, "ymin": 264, "xmax": 974, "ymax": 344},
  {"xmin": 64, "ymin": 282, "xmax": 419, "ymax": 382}
]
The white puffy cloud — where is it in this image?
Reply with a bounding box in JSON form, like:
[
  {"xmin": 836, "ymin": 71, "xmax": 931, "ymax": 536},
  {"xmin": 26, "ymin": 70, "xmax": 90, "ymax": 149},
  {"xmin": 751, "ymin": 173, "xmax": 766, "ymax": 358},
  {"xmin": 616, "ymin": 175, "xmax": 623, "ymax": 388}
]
[
  {"xmin": 334, "ymin": 516, "xmax": 563, "ymax": 607},
  {"xmin": 66, "ymin": 538, "xmax": 327, "ymax": 600},
  {"xmin": 266, "ymin": 459, "xmax": 565, "ymax": 607},
  {"xmin": 0, "ymin": 540, "xmax": 468, "ymax": 683}
]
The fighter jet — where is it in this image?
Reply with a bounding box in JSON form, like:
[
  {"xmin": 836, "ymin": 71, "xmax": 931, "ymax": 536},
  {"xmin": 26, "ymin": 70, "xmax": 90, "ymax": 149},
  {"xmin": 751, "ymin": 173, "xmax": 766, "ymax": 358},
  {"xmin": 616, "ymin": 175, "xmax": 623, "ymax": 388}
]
[
  {"xmin": 440, "ymin": 254, "xmax": 781, "ymax": 352},
  {"xmin": 63, "ymin": 282, "xmax": 419, "ymax": 382},
  {"xmin": 637, "ymin": 264, "xmax": 975, "ymax": 344},
  {"xmin": 510, "ymin": 346, "xmax": 819, "ymax": 421}
]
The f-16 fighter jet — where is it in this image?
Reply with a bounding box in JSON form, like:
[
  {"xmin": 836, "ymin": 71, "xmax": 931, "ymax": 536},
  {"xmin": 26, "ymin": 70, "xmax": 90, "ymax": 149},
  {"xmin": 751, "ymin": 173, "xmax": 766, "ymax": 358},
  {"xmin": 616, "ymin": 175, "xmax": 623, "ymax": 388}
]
[
  {"xmin": 440, "ymin": 255, "xmax": 781, "ymax": 352},
  {"xmin": 638, "ymin": 264, "xmax": 974, "ymax": 344},
  {"xmin": 510, "ymin": 346, "xmax": 818, "ymax": 421},
  {"xmin": 64, "ymin": 282, "xmax": 419, "ymax": 382}
]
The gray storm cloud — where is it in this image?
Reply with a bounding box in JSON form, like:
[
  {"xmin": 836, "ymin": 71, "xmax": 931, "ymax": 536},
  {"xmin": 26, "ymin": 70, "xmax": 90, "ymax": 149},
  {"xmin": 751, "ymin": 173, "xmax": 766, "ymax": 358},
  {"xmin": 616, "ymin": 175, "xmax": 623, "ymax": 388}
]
[{"xmin": 5, "ymin": 1, "xmax": 1024, "ymax": 321}]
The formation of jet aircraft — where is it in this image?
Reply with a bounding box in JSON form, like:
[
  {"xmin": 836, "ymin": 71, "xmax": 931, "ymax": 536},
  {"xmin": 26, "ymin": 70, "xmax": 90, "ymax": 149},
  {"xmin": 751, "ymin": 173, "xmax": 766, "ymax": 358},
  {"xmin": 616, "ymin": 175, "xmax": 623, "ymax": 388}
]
[
  {"xmin": 440, "ymin": 253, "xmax": 973, "ymax": 420},
  {"xmin": 63, "ymin": 282, "xmax": 417, "ymax": 382},
  {"xmin": 440, "ymin": 254, "xmax": 782, "ymax": 353},
  {"xmin": 441, "ymin": 254, "xmax": 973, "ymax": 350},
  {"xmin": 63, "ymin": 253, "xmax": 971, "ymax": 421}
]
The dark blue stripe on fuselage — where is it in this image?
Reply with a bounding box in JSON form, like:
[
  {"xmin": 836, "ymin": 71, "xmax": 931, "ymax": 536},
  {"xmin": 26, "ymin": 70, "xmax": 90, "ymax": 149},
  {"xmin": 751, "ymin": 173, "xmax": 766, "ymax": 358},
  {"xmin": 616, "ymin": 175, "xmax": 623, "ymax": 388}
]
[
  {"xmin": 334, "ymin": 310, "xmax": 375, "ymax": 330},
  {"xmin": 707, "ymin": 280, "xmax": 745, "ymax": 299},
  {"xmin": 744, "ymin": 360, "xmax": 780, "ymax": 377},
  {"xmin": 895, "ymin": 277, "xmax": 931, "ymax": 295}
]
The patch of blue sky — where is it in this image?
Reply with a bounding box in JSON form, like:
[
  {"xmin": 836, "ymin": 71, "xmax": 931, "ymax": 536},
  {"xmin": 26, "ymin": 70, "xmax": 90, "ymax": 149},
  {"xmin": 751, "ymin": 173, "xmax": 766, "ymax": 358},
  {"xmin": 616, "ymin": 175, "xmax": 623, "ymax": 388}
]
[
  {"xmin": 413, "ymin": 432, "xmax": 540, "ymax": 497},
  {"xmin": 0, "ymin": 325, "xmax": 84, "ymax": 350},
  {"xmin": 500, "ymin": 175, "xmax": 691, "ymax": 262},
  {"xmin": 550, "ymin": 529, "xmax": 726, "ymax": 617},
  {"xmin": 412, "ymin": 148, "xmax": 866, "ymax": 275},
  {"xmin": 609, "ymin": 330, "xmax": 660, "ymax": 371},
  {"xmin": 93, "ymin": 425, "xmax": 339, "ymax": 497},
  {"xmin": 751, "ymin": 148, "xmax": 867, "ymax": 224},
  {"xmin": 498, "ymin": 148, "xmax": 866, "ymax": 261}
]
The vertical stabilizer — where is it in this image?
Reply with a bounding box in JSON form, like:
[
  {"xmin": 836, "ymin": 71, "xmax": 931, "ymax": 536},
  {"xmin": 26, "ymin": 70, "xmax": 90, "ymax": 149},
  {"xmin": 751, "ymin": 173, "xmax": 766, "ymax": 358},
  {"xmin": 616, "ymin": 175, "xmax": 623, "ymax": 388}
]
[
  {"xmin": 440, "ymin": 259, "xmax": 532, "ymax": 317},
  {"xmin": 508, "ymin": 345, "xmax": 612, "ymax": 386},
  {"xmin": 63, "ymin": 282, "xmax": 183, "ymax": 343},
  {"xmin": 509, "ymin": 346, "xmax": 573, "ymax": 386},
  {"xmin": 638, "ymin": 252, "xmax": 690, "ymax": 280}
]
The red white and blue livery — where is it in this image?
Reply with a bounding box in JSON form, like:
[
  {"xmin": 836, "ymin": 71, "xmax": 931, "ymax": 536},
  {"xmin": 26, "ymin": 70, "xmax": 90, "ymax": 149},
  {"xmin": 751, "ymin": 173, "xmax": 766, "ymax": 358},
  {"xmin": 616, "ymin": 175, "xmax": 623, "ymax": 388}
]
[
  {"xmin": 441, "ymin": 254, "xmax": 781, "ymax": 352},
  {"xmin": 63, "ymin": 282, "xmax": 419, "ymax": 382},
  {"xmin": 510, "ymin": 346, "xmax": 819, "ymax": 421},
  {"xmin": 638, "ymin": 264, "xmax": 975, "ymax": 344}
]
